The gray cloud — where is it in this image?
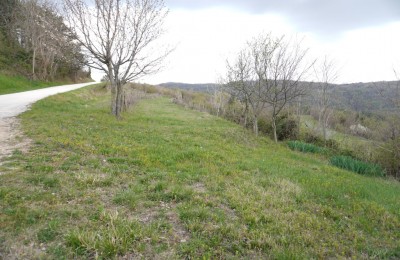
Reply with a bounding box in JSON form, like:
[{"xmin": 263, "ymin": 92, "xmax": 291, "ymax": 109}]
[{"xmin": 165, "ymin": 0, "xmax": 400, "ymax": 35}]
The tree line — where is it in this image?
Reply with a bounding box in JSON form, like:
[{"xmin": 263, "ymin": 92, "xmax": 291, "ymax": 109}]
[{"xmin": 0, "ymin": 0, "xmax": 88, "ymax": 81}]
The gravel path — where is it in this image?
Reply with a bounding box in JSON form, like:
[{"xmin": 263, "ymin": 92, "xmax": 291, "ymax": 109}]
[{"xmin": 0, "ymin": 82, "xmax": 97, "ymax": 170}]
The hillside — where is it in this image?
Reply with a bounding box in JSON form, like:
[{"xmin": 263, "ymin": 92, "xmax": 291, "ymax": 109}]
[
  {"xmin": 0, "ymin": 85, "xmax": 399, "ymax": 258},
  {"xmin": 0, "ymin": 74, "xmax": 91, "ymax": 95},
  {"xmin": 160, "ymin": 81, "xmax": 400, "ymax": 114},
  {"xmin": 159, "ymin": 82, "xmax": 219, "ymax": 93}
]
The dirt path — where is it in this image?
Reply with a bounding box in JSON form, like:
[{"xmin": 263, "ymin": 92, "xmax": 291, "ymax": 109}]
[
  {"xmin": 0, "ymin": 118, "xmax": 30, "ymax": 167},
  {"xmin": 0, "ymin": 82, "xmax": 97, "ymax": 173}
]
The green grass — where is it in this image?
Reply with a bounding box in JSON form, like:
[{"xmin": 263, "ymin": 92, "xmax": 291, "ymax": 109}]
[
  {"xmin": 0, "ymin": 74, "xmax": 77, "ymax": 95},
  {"xmin": 287, "ymin": 140, "xmax": 327, "ymax": 154},
  {"xmin": 0, "ymin": 85, "xmax": 399, "ymax": 258},
  {"xmin": 330, "ymin": 156, "xmax": 386, "ymax": 177}
]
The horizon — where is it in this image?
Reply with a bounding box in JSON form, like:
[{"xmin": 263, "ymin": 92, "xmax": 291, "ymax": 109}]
[{"xmin": 91, "ymin": 0, "xmax": 400, "ymax": 85}]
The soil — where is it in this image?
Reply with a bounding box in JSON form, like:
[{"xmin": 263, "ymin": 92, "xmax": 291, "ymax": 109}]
[{"xmin": 0, "ymin": 118, "xmax": 31, "ymax": 174}]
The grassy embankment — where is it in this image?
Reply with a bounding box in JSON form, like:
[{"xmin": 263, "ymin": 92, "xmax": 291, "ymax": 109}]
[
  {"xmin": 0, "ymin": 85, "xmax": 399, "ymax": 258},
  {"xmin": 0, "ymin": 74, "xmax": 91, "ymax": 95}
]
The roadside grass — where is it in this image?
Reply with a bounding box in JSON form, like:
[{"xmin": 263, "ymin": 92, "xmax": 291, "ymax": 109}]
[
  {"xmin": 0, "ymin": 74, "xmax": 89, "ymax": 95},
  {"xmin": 0, "ymin": 85, "xmax": 399, "ymax": 258}
]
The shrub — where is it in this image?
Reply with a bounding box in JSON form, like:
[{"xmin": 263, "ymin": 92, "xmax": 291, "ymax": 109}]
[
  {"xmin": 287, "ymin": 141, "xmax": 326, "ymax": 154},
  {"xmin": 374, "ymin": 138, "xmax": 400, "ymax": 179},
  {"xmin": 330, "ymin": 156, "xmax": 385, "ymax": 177},
  {"xmin": 302, "ymin": 131, "xmax": 339, "ymax": 149},
  {"xmin": 257, "ymin": 117, "xmax": 271, "ymax": 135},
  {"xmin": 276, "ymin": 115, "xmax": 298, "ymax": 140},
  {"xmin": 259, "ymin": 115, "xmax": 298, "ymax": 141},
  {"xmin": 303, "ymin": 131, "xmax": 324, "ymax": 145}
]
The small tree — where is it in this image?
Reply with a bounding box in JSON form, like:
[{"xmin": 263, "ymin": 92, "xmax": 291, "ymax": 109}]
[
  {"xmin": 226, "ymin": 34, "xmax": 313, "ymax": 141},
  {"xmin": 313, "ymin": 56, "xmax": 338, "ymax": 144},
  {"xmin": 257, "ymin": 36, "xmax": 313, "ymax": 142},
  {"xmin": 225, "ymin": 49, "xmax": 257, "ymax": 132},
  {"xmin": 63, "ymin": 0, "xmax": 169, "ymax": 118}
]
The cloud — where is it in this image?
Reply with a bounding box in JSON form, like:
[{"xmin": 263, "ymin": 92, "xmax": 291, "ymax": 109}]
[{"xmin": 165, "ymin": 0, "xmax": 400, "ymax": 35}]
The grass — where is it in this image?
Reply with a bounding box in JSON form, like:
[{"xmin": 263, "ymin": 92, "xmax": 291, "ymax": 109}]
[
  {"xmin": 0, "ymin": 85, "xmax": 400, "ymax": 258},
  {"xmin": 287, "ymin": 140, "xmax": 327, "ymax": 154},
  {"xmin": 0, "ymin": 74, "xmax": 84, "ymax": 95},
  {"xmin": 301, "ymin": 115, "xmax": 378, "ymax": 160},
  {"xmin": 330, "ymin": 156, "xmax": 386, "ymax": 177}
]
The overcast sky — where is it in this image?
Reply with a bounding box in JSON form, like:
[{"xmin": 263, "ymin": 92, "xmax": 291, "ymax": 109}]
[{"xmin": 96, "ymin": 0, "xmax": 400, "ymax": 84}]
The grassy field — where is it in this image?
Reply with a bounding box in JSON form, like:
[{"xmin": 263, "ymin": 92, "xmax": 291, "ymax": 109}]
[
  {"xmin": 1, "ymin": 85, "xmax": 399, "ymax": 259},
  {"xmin": 0, "ymin": 74, "xmax": 87, "ymax": 95}
]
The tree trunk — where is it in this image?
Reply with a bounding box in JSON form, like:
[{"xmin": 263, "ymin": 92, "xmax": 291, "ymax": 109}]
[
  {"xmin": 253, "ymin": 115, "xmax": 258, "ymax": 136},
  {"xmin": 244, "ymin": 103, "xmax": 248, "ymax": 127},
  {"xmin": 323, "ymin": 115, "xmax": 328, "ymax": 145},
  {"xmin": 272, "ymin": 116, "xmax": 278, "ymax": 143},
  {"xmin": 32, "ymin": 49, "xmax": 36, "ymax": 80},
  {"xmin": 296, "ymin": 97, "xmax": 301, "ymax": 137},
  {"xmin": 111, "ymin": 82, "xmax": 124, "ymax": 118}
]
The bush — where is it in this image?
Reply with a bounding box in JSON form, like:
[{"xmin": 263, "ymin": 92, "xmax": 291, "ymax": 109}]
[
  {"xmin": 259, "ymin": 114, "xmax": 298, "ymax": 141},
  {"xmin": 303, "ymin": 131, "xmax": 324, "ymax": 145},
  {"xmin": 257, "ymin": 117, "xmax": 271, "ymax": 135},
  {"xmin": 287, "ymin": 141, "xmax": 326, "ymax": 154},
  {"xmin": 276, "ymin": 115, "xmax": 298, "ymax": 140},
  {"xmin": 374, "ymin": 138, "xmax": 400, "ymax": 179},
  {"xmin": 302, "ymin": 131, "xmax": 339, "ymax": 149},
  {"xmin": 330, "ymin": 156, "xmax": 385, "ymax": 177}
]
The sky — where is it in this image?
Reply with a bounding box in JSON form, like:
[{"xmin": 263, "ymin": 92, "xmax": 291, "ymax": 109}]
[{"xmin": 93, "ymin": 0, "xmax": 400, "ymax": 84}]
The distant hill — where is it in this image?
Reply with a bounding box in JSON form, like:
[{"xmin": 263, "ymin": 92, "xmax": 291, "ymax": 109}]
[
  {"xmin": 159, "ymin": 81, "xmax": 400, "ymax": 114},
  {"xmin": 158, "ymin": 82, "xmax": 219, "ymax": 93}
]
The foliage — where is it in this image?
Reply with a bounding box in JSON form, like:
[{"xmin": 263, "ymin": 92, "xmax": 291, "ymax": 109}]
[
  {"xmin": 287, "ymin": 141, "xmax": 326, "ymax": 154},
  {"xmin": 259, "ymin": 114, "xmax": 298, "ymax": 141},
  {"xmin": 1, "ymin": 85, "xmax": 399, "ymax": 258},
  {"xmin": 375, "ymin": 138, "xmax": 400, "ymax": 179},
  {"xmin": 330, "ymin": 156, "xmax": 385, "ymax": 177},
  {"xmin": 302, "ymin": 131, "xmax": 339, "ymax": 149}
]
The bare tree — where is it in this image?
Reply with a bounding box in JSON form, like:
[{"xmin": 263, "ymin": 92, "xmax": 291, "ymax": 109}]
[
  {"xmin": 225, "ymin": 49, "xmax": 258, "ymax": 133},
  {"xmin": 258, "ymin": 36, "xmax": 313, "ymax": 142},
  {"xmin": 313, "ymin": 56, "xmax": 338, "ymax": 144},
  {"xmin": 248, "ymin": 34, "xmax": 282, "ymax": 137},
  {"xmin": 210, "ymin": 80, "xmax": 228, "ymax": 117},
  {"xmin": 225, "ymin": 34, "xmax": 312, "ymax": 141},
  {"xmin": 16, "ymin": 0, "xmax": 47, "ymax": 79},
  {"xmin": 11, "ymin": 0, "xmax": 81, "ymax": 80},
  {"xmin": 63, "ymin": 0, "xmax": 169, "ymax": 118}
]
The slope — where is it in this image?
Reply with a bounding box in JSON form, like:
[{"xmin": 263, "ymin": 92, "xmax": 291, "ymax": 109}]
[
  {"xmin": 0, "ymin": 74, "xmax": 93, "ymax": 95},
  {"xmin": 0, "ymin": 85, "xmax": 399, "ymax": 259}
]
